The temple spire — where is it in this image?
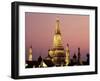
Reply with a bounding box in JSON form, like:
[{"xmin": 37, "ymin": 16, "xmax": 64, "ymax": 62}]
[
  {"xmin": 28, "ymin": 46, "xmax": 33, "ymax": 61},
  {"xmin": 65, "ymin": 44, "xmax": 70, "ymax": 65},
  {"xmin": 48, "ymin": 19, "xmax": 65, "ymax": 66},
  {"xmin": 55, "ymin": 19, "xmax": 61, "ymax": 34},
  {"xmin": 53, "ymin": 19, "xmax": 63, "ymax": 48}
]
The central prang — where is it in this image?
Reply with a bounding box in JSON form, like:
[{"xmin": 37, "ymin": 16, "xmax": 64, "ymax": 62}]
[{"xmin": 48, "ymin": 19, "xmax": 66, "ymax": 66}]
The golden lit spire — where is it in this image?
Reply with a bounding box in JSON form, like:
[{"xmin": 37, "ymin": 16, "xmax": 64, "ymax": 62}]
[
  {"xmin": 53, "ymin": 19, "xmax": 63, "ymax": 48},
  {"xmin": 28, "ymin": 46, "xmax": 32, "ymax": 61},
  {"xmin": 48, "ymin": 19, "xmax": 65, "ymax": 66},
  {"xmin": 55, "ymin": 19, "xmax": 61, "ymax": 34},
  {"xmin": 65, "ymin": 44, "xmax": 70, "ymax": 65}
]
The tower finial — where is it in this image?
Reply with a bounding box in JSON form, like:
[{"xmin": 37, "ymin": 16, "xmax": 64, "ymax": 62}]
[{"xmin": 55, "ymin": 18, "xmax": 61, "ymax": 34}]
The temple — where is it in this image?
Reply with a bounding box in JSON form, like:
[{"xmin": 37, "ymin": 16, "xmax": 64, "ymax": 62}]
[
  {"xmin": 25, "ymin": 19, "xmax": 88, "ymax": 68},
  {"xmin": 48, "ymin": 19, "xmax": 66, "ymax": 66}
]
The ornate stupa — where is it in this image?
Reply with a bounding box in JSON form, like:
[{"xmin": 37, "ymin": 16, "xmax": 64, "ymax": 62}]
[
  {"xmin": 28, "ymin": 46, "xmax": 33, "ymax": 61},
  {"xmin": 65, "ymin": 44, "xmax": 70, "ymax": 65},
  {"xmin": 48, "ymin": 19, "xmax": 66, "ymax": 66}
]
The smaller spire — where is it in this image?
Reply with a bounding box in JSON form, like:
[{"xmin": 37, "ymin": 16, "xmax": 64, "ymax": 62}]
[
  {"xmin": 28, "ymin": 46, "xmax": 33, "ymax": 61},
  {"xmin": 65, "ymin": 43, "xmax": 70, "ymax": 65}
]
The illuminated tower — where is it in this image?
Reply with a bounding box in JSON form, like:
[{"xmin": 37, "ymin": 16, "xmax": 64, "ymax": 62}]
[
  {"xmin": 28, "ymin": 46, "xmax": 33, "ymax": 61},
  {"xmin": 48, "ymin": 19, "xmax": 65, "ymax": 66},
  {"xmin": 53, "ymin": 19, "xmax": 62, "ymax": 48},
  {"xmin": 65, "ymin": 44, "xmax": 70, "ymax": 65}
]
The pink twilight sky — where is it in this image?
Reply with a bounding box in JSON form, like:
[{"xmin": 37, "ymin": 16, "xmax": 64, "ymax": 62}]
[{"xmin": 25, "ymin": 12, "xmax": 89, "ymax": 61}]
